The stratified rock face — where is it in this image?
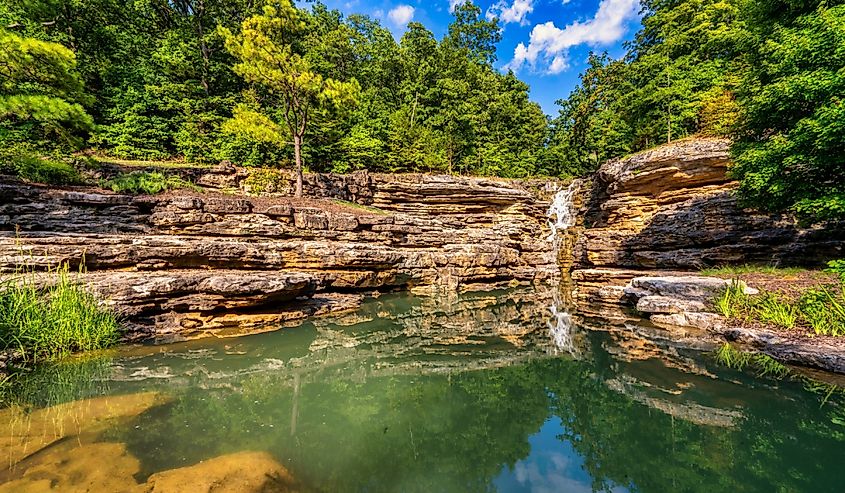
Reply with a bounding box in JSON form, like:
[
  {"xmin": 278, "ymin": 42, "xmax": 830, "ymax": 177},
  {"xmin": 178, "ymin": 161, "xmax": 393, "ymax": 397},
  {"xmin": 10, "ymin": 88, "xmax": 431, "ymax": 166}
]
[
  {"xmin": 0, "ymin": 173, "xmax": 559, "ymax": 340},
  {"xmin": 574, "ymin": 138, "xmax": 845, "ymax": 270}
]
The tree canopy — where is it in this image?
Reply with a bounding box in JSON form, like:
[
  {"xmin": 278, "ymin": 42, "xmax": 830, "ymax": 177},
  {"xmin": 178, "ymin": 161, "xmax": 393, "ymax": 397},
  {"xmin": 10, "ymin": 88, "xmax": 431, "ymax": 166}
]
[
  {"xmin": 1, "ymin": 0, "xmax": 843, "ymax": 219},
  {"xmin": 550, "ymin": 0, "xmax": 845, "ymax": 222}
]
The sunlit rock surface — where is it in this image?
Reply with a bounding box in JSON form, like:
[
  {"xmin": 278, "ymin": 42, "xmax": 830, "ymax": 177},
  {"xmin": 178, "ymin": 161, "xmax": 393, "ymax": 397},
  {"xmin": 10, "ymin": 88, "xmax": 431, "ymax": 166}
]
[
  {"xmin": 0, "ymin": 172, "xmax": 560, "ymax": 340},
  {"xmin": 573, "ymin": 138, "xmax": 845, "ymax": 270}
]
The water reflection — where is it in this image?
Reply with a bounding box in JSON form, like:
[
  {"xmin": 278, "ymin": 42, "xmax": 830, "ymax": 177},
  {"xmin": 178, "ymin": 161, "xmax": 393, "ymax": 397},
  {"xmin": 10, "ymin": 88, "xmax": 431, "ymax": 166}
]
[{"xmin": 3, "ymin": 288, "xmax": 845, "ymax": 492}]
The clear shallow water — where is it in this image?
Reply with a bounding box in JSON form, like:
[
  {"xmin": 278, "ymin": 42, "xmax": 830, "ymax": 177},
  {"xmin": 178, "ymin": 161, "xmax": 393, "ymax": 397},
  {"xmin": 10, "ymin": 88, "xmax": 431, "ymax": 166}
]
[{"xmin": 4, "ymin": 289, "xmax": 845, "ymax": 492}]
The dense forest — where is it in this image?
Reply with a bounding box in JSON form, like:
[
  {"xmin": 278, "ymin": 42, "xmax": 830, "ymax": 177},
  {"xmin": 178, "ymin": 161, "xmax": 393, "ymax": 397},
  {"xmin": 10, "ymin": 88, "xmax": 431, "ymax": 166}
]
[{"xmin": 1, "ymin": 0, "xmax": 843, "ymax": 220}]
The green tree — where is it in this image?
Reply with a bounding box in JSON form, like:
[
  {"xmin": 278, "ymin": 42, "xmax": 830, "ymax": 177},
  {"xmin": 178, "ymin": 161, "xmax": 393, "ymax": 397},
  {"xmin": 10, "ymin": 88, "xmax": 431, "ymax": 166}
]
[
  {"xmin": 731, "ymin": 0, "xmax": 845, "ymax": 221},
  {"xmin": 220, "ymin": 1, "xmax": 358, "ymax": 196},
  {"xmin": 446, "ymin": 1, "xmax": 501, "ymax": 66},
  {"xmin": 0, "ymin": 29, "xmax": 92, "ymax": 147}
]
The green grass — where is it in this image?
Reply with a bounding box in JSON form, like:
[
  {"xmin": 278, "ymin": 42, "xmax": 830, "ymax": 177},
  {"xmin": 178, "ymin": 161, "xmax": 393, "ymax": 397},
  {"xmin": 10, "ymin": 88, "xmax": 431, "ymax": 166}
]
[
  {"xmin": 0, "ymin": 264, "xmax": 121, "ymax": 364},
  {"xmin": 798, "ymin": 285, "xmax": 845, "ymax": 336},
  {"xmin": 715, "ymin": 278, "xmax": 845, "ymax": 335},
  {"xmin": 701, "ymin": 264, "xmax": 806, "ymax": 277},
  {"xmin": 101, "ymin": 171, "xmax": 201, "ymax": 195}
]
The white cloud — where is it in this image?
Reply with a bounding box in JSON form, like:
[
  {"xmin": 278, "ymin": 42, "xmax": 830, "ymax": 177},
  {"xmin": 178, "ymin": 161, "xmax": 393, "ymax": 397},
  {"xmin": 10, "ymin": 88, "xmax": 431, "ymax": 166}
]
[
  {"xmin": 387, "ymin": 5, "xmax": 415, "ymax": 26},
  {"xmin": 505, "ymin": 0, "xmax": 640, "ymax": 74},
  {"xmin": 486, "ymin": 0, "xmax": 534, "ymax": 25},
  {"xmin": 449, "ymin": 0, "xmax": 468, "ymax": 11}
]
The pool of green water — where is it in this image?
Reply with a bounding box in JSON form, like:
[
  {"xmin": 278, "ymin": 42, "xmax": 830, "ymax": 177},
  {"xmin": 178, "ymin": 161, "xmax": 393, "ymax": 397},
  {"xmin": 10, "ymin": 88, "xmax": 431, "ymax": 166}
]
[{"xmin": 4, "ymin": 289, "xmax": 845, "ymax": 492}]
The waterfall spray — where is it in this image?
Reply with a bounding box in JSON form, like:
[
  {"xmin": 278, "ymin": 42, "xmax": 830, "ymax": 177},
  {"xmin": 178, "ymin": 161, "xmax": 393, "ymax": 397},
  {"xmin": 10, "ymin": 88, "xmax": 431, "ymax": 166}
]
[{"xmin": 546, "ymin": 180, "xmax": 581, "ymax": 242}]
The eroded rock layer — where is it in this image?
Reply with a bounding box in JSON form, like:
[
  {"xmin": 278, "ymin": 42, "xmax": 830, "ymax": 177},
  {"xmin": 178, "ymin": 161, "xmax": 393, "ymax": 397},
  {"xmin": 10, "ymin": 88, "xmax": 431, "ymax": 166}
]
[
  {"xmin": 0, "ymin": 173, "xmax": 559, "ymax": 340},
  {"xmin": 574, "ymin": 138, "xmax": 845, "ymax": 271}
]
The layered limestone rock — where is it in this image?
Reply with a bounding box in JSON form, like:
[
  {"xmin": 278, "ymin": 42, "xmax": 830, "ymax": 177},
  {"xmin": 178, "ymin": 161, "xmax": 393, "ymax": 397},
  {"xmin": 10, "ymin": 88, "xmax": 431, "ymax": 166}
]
[
  {"xmin": 564, "ymin": 139, "xmax": 845, "ymax": 374},
  {"xmin": 573, "ymin": 138, "xmax": 845, "ymax": 271},
  {"xmin": 0, "ymin": 172, "xmax": 559, "ymax": 340}
]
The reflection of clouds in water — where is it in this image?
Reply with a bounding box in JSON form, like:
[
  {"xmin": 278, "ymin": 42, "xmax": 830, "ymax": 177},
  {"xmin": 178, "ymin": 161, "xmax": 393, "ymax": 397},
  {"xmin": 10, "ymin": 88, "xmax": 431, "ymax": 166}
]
[
  {"xmin": 513, "ymin": 454, "xmax": 630, "ymax": 493},
  {"xmin": 514, "ymin": 458, "xmax": 593, "ymax": 493},
  {"xmin": 498, "ymin": 418, "xmax": 630, "ymax": 493}
]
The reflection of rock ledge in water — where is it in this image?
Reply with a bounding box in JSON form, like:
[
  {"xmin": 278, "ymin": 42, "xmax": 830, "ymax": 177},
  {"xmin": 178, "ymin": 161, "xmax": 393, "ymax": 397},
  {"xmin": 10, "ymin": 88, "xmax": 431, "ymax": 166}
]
[
  {"xmin": 605, "ymin": 376, "xmax": 743, "ymax": 428},
  {"xmin": 104, "ymin": 288, "xmax": 572, "ymax": 389}
]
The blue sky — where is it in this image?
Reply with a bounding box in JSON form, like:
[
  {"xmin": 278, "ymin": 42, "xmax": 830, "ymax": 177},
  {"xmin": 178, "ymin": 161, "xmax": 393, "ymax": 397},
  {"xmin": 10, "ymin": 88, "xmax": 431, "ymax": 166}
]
[{"xmin": 307, "ymin": 0, "xmax": 643, "ymax": 116}]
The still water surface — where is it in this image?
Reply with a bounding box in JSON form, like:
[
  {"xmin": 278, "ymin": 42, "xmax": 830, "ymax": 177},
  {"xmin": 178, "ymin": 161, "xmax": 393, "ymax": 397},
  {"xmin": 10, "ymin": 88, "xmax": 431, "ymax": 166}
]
[{"xmin": 3, "ymin": 289, "xmax": 845, "ymax": 492}]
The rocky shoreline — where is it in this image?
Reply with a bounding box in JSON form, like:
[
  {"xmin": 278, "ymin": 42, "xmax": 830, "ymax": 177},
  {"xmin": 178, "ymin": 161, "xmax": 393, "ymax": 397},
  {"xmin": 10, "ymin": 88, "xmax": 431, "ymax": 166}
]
[
  {"xmin": 0, "ymin": 170, "xmax": 560, "ymax": 342},
  {"xmin": 4, "ymin": 138, "xmax": 845, "ymax": 375},
  {"xmin": 563, "ymin": 138, "xmax": 845, "ymax": 374}
]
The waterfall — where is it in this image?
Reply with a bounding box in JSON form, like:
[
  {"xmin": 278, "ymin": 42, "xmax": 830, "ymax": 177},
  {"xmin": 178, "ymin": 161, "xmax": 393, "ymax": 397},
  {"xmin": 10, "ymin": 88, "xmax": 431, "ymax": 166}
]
[{"xmin": 546, "ymin": 180, "xmax": 580, "ymax": 242}]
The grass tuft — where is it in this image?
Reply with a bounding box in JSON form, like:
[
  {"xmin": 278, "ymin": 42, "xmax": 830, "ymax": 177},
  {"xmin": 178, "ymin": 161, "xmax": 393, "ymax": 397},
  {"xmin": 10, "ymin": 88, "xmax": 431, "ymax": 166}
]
[
  {"xmin": 101, "ymin": 171, "xmax": 200, "ymax": 195},
  {"xmin": 715, "ymin": 277, "xmax": 845, "ymax": 335},
  {"xmin": 714, "ymin": 280, "xmax": 751, "ymax": 320},
  {"xmin": 0, "ymin": 264, "xmax": 121, "ymax": 364},
  {"xmin": 798, "ymin": 285, "xmax": 845, "ymax": 336}
]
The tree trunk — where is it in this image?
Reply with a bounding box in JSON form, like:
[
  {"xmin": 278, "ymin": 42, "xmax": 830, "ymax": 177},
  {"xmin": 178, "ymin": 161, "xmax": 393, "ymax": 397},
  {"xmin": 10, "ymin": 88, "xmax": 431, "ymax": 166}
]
[
  {"xmin": 293, "ymin": 133, "xmax": 304, "ymax": 198},
  {"xmin": 196, "ymin": 0, "xmax": 210, "ymax": 95}
]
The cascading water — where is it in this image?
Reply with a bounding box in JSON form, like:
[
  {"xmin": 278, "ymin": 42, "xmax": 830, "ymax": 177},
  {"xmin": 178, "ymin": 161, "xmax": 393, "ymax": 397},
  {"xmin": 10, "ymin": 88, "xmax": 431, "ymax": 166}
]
[
  {"xmin": 545, "ymin": 180, "xmax": 583, "ymax": 355},
  {"xmin": 546, "ymin": 180, "xmax": 581, "ymax": 242}
]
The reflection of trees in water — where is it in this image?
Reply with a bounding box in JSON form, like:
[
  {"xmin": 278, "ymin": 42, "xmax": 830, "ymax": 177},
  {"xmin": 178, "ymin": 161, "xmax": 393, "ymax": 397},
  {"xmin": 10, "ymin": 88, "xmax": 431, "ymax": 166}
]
[
  {"xmin": 8, "ymin": 289, "xmax": 845, "ymax": 492},
  {"xmin": 111, "ymin": 336, "xmax": 845, "ymax": 493}
]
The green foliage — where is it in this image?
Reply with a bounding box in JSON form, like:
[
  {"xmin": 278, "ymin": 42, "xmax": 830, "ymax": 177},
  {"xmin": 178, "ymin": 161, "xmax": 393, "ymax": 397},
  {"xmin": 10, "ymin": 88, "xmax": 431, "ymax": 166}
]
[
  {"xmin": 755, "ymin": 292, "xmax": 799, "ymax": 330},
  {"xmin": 714, "ymin": 280, "xmax": 751, "ymax": 320},
  {"xmin": 825, "ymin": 259, "xmax": 845, "ymax": 281},
  {"xmin": 715, "ymin": 278, "xmax": 845, "ymax": 335},
  {"xmin": 549, "ymin": 0, "xmax": 745, "ymax": 175},
  {"xmin": 0, "ymin": 264, "xmax": 120, "ymax": 363},
  {"xmin": 0, "ymin": 148, "xmax": 83, "ymax": 185},
  {"xmin": 0, "ymin": 28, "xmax": 92, "ymax": 151},
  {"xmin": 219, "ymin": 1, "xmax": 360, "ymax": 194},
  {"xmin": 2, "ymin": 0, "xmax": 548, "ymax": 178},
  {"xmin": 700, "ymin": 264, "xmax": 806, "ymax": 277},
  {"xmin": 798, "ymin": 285, "xmax": 845, "ymax": 336},
  {"xmin": 242, "ymin": 168, "xmax": 289, "ymax": 195},
  {"xmin": 731, "ymin": 2, "xmax": 845, "ymax": 222},
  {"xmin": 102, "ymin": 171, "xmax": 200, "ymax": 195}
]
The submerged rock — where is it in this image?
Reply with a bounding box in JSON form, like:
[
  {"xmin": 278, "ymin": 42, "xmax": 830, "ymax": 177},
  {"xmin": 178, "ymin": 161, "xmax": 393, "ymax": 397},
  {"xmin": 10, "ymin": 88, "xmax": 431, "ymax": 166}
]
[
  {"xmin": 0, "ymin": 392, "xmax": 164, "ymax": 470},
  {"xmin": 145, "ymin": 451, "xmax": 297, "ymax": 493}
]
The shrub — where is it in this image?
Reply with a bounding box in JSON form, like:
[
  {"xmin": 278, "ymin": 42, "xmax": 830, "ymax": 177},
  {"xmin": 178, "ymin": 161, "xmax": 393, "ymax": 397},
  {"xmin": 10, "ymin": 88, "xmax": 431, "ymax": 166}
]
[
  {"xmin": 826, "ymin": 260, "xmax": 845, "ymax": 281},
  {"xmin": 242, "ymin": 168, "xmax": 289, "ymax": 195},
  {"xmin": 0, "ymin": 149, "xmax": 83, "ymax": 185},
  {"xmin": 0, "ymin": 265, "xmax": 121, "ymax": 363},
  {"xmin": 102, "ymin": 171, "xmax": 200, "ymax": 195}
]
